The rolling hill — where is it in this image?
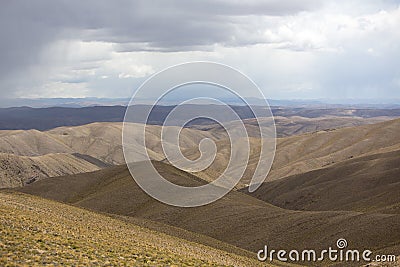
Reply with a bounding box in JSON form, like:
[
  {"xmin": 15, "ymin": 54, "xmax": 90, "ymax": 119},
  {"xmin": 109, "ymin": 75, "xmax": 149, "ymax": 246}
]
[
  {"xmin": 0, "ymin": 122, "xmax": 221, "ymax": 165},
  {"xmin": 0, "ymin": 122, "xmax": 222, "ymax": 187},
  {"xmin": 19, "ymin": 161, "xmax": 400, "ymax": 263},
  {"xmin": 191, "ymin": 115, "xmax": 390, "ymax": 137},
  {"xmin": 244, "ymin": 149, "xmax": 400, "ymax": 214},
  {"xmin": 2, "ymin": 117, "xmax": 400, "ymax": 190},
  {"xmin": 0, "ymin": 153, "xmax": 102, "ymax": 188},
  {"xmin": 191, "ymin": 118, "xmax": 400, "ymax": 187},
  {"xmin": 268, "ymin": 117, "xmax": 400, "ymax": 181},
  {"xmin": 0, "ymin": 129, "xmax": 73, "ymax": 156}
]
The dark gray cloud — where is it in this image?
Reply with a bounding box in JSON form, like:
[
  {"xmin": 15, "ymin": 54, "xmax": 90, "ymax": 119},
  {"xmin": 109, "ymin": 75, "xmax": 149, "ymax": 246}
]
[
  {"xmin": 0, "ymin": 0, "xmax": 322, "ymax": 97},
  {"xmin": 0, "ymin": 0, "xmax": 399, "ymax": 100},
  {"xmin": 1, "ymin": 0, "xmax": 320, "ymax": 52}
]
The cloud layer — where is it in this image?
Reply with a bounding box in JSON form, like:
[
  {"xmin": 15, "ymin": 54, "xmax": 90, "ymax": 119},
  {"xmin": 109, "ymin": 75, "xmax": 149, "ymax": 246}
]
[{"xmin": 0, "ymin": 0, "xmax": 399, "ymax": 100}]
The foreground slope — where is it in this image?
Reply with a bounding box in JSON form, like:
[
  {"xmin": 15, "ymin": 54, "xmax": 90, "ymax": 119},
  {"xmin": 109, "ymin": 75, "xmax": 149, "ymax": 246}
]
[
  {"xmin": 20, "ymin": 162, "xmax": 400, "ymax": 260},
  {"xmin": 244, "ymin": 150, "xmax": 400, "ymax": 214},
  {"xmin": 0, "ymin": 191, "xmax": 266, "ymax": 267}
]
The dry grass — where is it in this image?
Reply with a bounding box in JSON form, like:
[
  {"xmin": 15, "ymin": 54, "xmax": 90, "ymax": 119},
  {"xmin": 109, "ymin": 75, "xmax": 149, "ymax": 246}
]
[{"xmin": 0, "ymin": 191, "xmax": 268, "ymax": 267}]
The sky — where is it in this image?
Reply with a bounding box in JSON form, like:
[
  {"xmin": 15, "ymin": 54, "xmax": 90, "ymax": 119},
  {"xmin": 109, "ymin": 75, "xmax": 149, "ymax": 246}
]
[{"xmin": 0, "ymin": 0, "xmax": 399, "ymax": 100}]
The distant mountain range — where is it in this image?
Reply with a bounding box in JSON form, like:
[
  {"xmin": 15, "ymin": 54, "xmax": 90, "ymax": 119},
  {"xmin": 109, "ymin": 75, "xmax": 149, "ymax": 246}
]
[
  {"xmin": 0, "ymin": 105, "xmax": 400, "ymax": 130},
  {"xmin": 0, "ymin": 97, "xmax": 399, "ymax": 108}
]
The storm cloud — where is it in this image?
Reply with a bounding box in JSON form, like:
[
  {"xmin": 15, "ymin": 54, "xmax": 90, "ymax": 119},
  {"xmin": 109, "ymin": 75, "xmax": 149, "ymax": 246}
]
[{"xmin": 0, "ymin": 0, "xmax": 399, "ymax": 100}]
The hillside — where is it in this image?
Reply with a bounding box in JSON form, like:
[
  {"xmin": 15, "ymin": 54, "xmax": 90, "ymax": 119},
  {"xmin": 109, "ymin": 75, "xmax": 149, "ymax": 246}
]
[
  {"xmin": 191, "ymin": 115, "xmax": 390, "ymax": 137},
  {"xmin": 0, "ymin": 122, "xmax": 220, "ymax": 165},
  {"xmin": 19, "ymin": 161, "xmax": 400, "ymax": 261},
  {"xmin": 1, "ymin": 116, "xmax": 396, "ymax": 164},
  {"xmin": 0, "ymin": 191, "xmax": 266, "ymax": 267},
  {"xmin": 269, "ymin": 117, "xmax": 400, "ymax": 180},
  {"xmin": 0, "ymin": 153, "xmax": 102, "ymax": 188},
  {"xmin": 0, "ymin": 122, "xmax": 221, "ymax": 188},
  {"xmin": 191, "ymin": 118, "xmax": 400, "ymax": 186},
  {"xmin": 243, "ymin": 149, "xmax": 400, "ymax": 214},
  {"xmin": 2, "ymin": 117, "xmax": 400, "ymax": 190},
  {"xmin": 48, "ymin": 122, "xmax": 221, "ymax": 165},
  {"xmin": 0, "ymin": 129, "xmax": 73, "ymax": 156}
]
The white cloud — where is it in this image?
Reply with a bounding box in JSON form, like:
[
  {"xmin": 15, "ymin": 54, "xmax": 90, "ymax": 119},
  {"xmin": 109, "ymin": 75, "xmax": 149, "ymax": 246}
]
[{"xmin": 15, "ymin": 81, "xmax": 90, "ymax": 98}]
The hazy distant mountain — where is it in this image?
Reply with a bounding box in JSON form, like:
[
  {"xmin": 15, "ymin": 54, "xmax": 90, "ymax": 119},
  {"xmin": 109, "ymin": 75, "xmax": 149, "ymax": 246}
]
[
  {"xmin": 0, "ymin": 105, "xmax": 400, "ymax": 131},
  {"xmin": 0, "ymin": 97, "xmax": 399, "ymax": 108},
  {"xmin": 0, "ymin": 98, "xmax": 131, "ymax": 108}
]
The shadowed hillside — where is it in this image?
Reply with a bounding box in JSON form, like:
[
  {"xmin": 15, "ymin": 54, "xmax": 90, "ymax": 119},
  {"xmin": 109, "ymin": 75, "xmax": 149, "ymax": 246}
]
[{"xmin": 243, "ymin": 149, "xmax": 400, "ymax": 214}]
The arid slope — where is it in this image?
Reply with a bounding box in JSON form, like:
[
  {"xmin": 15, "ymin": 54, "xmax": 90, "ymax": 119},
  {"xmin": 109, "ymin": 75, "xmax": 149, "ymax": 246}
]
[
  {"xmin": 0, "ymin": 153, "xmax": 102, "ymax": 188},
  {"xmin": 19, "ymin": 162, "xmax": 400, "ymax": 259},
  {"xmin": 243, "ymin": 149, "xmax": 400, "ymax": 214},
  {"xmin": 2, "ymin": 118, "xmax": 399, "ymax": 189},
  {"xmin": 1, "ymin": 191, "xmax": 265, "ymax": 267},
  {"xmin": 191, "ymin": 118, "xmax": 400, "ymax": 186}
]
